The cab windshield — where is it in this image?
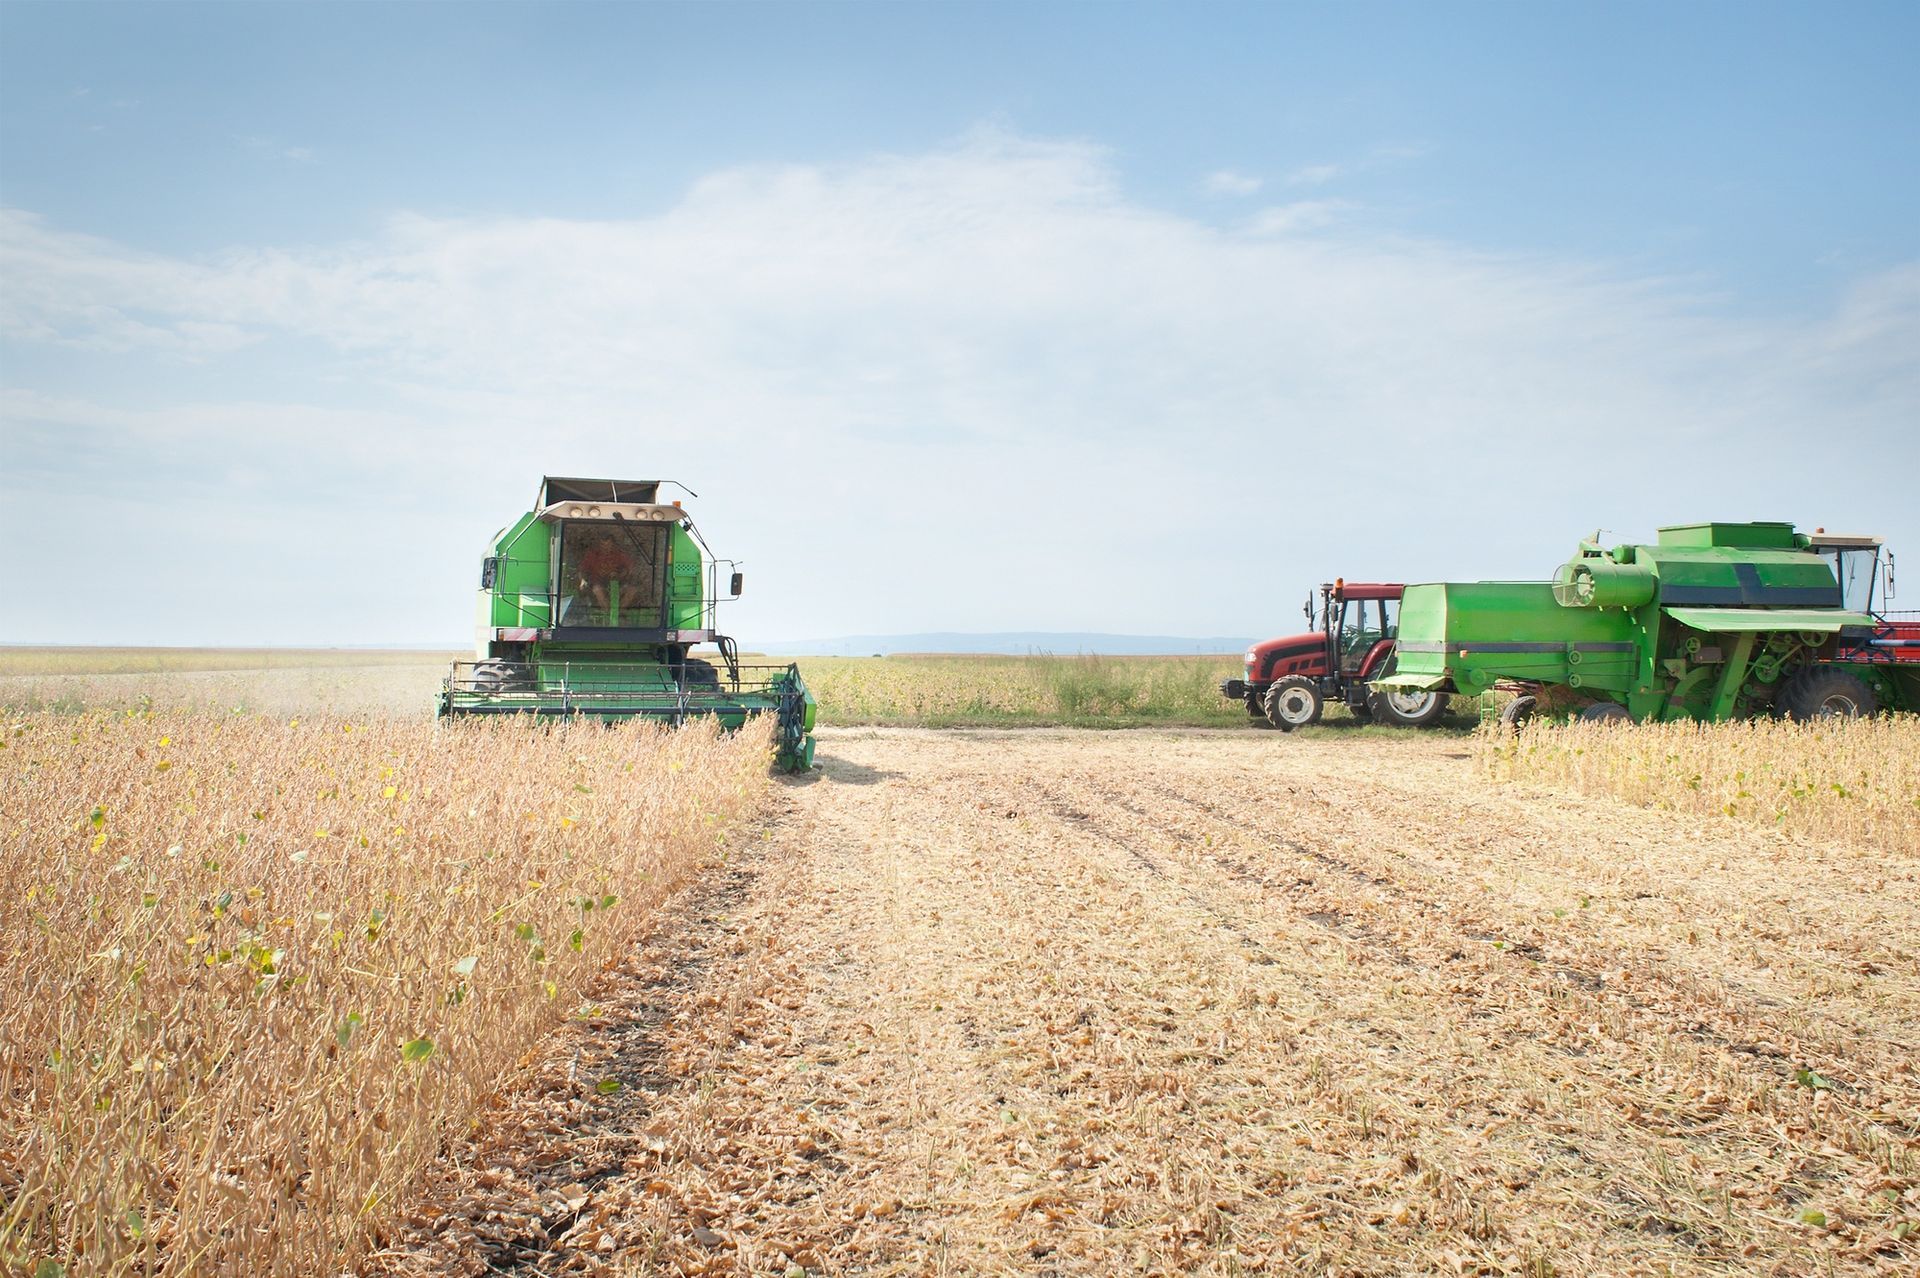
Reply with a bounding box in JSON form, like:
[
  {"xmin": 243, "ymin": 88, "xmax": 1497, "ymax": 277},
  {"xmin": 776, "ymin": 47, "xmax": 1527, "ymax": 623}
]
[
  {"xmin": 556, "ymin": 522, "xmax": 668, "ymax": 626},
  {"xmin": 1816, "ymin": 546, "xmax": 1878, "ymax": 613},
  {"xmin": 1339, "ymin": 598, "xmax": 1397, "ymax": 662}
]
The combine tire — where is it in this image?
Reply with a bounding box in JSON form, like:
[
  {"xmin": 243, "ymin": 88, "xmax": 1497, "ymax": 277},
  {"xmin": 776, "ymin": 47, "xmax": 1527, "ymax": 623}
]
[
  {"xmin": 1578, "ymin": 702, "xmax": 1631, "ymax": 724},
  {"xmin": 469, "ymin": 661, "xmax": 528, "ymax": 697},
  {"xmin": 1369, "ymin": 685, "xmax": 1448, "ymax": 728},
  {"xmin": 675, "ymin": 658, "xmax": 722, "ymax": 688},
  {"xmin": 1776, "ymin": 668, "xmax": 1877, "ymax": 720},
  {"xmin": 1263, "ymin": 677, "xmax": 1323, "ymax": 731},
  {"xmin": 1498, "ymin": 694, "xmax": 1538, "ymax": 733}
]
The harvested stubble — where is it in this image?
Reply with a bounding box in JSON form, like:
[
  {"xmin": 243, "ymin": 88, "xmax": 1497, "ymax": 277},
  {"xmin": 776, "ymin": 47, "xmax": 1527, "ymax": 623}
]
[
  {"xmin": 377, "ymin": 728, "xmax": 1920, "ymax": 1275},
  {"xmin": 0, "ymin": 710, "xmax": 774, "ymax": 1277},
  {"xmin": 1479, "ymin": 714, "xmax": 1920, "ymax": 854},
  {"xmin": 795, "ymin": 654, "xmax": 1248, "ymax": 726}
]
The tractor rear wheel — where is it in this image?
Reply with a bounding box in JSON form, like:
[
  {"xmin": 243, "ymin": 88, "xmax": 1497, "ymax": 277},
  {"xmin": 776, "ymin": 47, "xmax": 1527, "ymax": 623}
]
[
  {"xmin": 1499, "ymin": 694, "xmax": 1538, "ymax": 733},
  {"xmin": 1776, "ymin": 667, "xmax": 1878, "ymax": 721},
  {"xmin": 1369, "ymin": 685, "xmax": 1448, "ymax": 728},
  {"xmin": 1263, "ymin": 677, "xmax": 1323, "ymax": 731}
]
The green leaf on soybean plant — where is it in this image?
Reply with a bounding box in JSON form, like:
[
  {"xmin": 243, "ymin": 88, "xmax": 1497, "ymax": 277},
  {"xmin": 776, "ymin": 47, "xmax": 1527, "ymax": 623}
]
[
  {"xmin": 336, "ymin": 1012, "xmax": 365, "ymax": 1048},
  {"xmin": 401, "ymin": 1036, "xmax": 434, "ymax": 1063},
  {"xmin": 569, "ymin": 929, "xmax": 584, "ymax": 953},
  {"xmin": 1793, "ymin": 1067, "xmax": 1833, "ymax": 1091},
  {"xmin": 596, "ymin": 1078, "xmax": 621, "ymax": 1095}
]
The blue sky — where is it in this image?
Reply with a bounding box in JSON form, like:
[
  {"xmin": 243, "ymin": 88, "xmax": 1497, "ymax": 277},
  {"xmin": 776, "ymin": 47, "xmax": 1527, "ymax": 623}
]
[{"xmin": 2, "ymin": 1, "xmax": 1916, "ymax": 645}]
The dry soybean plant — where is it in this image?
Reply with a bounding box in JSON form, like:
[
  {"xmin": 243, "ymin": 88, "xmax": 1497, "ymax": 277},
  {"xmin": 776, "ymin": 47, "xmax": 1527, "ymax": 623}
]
[
  {"xmin": 1480, "ymin": 713, "xmax": 1920, "ymax": 853},
  {"xmin": 0, "ymin": 709, "xmax": 775, "ymax": 1277}
]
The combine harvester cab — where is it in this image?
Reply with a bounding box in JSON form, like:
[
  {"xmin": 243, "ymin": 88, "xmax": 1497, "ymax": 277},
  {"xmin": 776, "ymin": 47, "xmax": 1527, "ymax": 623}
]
[
  {"xmin": 439, "ymin": 477, "xmax": 817, "ymax": 771},
  {"xmin": 1376, "ymin": 521, "xmax": 1919, "ymax": 726}
]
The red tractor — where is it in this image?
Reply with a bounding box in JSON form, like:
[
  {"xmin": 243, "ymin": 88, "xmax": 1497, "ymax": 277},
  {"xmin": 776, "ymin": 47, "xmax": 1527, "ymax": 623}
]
[{"xmin": 1221, "ymin": 580, "xmax": 1449, "ymax": 731}]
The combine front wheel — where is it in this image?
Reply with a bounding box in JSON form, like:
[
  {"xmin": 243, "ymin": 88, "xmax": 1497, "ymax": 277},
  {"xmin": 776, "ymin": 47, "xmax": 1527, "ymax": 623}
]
[
  {"xmin": 470, "ymin": 661, "xmax": 528, "ymax": 697},
  {"xmin": 1776, "ymin": 668, "xmax": 1878, "ymax": 720},
  {"xmin": 1578, "ymin": 702, "xmax": 1631, "ymax": 724},
  {"xmin": 1498, "ymin": 695, "xmax": 1538, "ymax": 733},
  {"xmin": 1263, "ymin": 677, "xmax": 1323, "ymax": 731}
]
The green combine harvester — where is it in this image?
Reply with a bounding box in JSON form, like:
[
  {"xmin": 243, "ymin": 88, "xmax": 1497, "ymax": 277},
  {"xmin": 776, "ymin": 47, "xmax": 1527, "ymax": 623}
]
[
  {"xmin": 1374, "ymin": 521, "xmax": 1919, "ymax": 727},
  {"xmin": 438, "ymin": 477, "xmax": 816, "ymax": 771}
]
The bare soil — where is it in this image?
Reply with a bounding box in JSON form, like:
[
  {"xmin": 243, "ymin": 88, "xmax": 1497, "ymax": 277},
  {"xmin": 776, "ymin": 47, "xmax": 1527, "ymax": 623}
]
[{"xmin": 370, "ymin": 727, "xmax": 1919, "ymax": 1276}]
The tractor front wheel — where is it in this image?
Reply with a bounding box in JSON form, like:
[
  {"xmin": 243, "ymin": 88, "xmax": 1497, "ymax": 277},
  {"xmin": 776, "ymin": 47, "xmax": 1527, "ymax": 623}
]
[
  {"xmin": 1776, "ymin": 667, "xmax": 1878, "ymax": 721},
  {"xmin": 1263, "ymin": 677, "xmax": 1323, "ymax": 731}
]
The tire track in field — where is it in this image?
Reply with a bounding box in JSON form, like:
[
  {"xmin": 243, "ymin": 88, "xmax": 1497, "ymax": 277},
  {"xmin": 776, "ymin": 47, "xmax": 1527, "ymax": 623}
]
[
  {"xmin": 1038, "ymin": 732, "xmax": 1910, "ymax": 1271},
  {"xmin": 1033, "ymin": 773, "xmax": 1798, "ymax": 1262},
  {"xmin": 1127, "ymin": 768, "xmax": 1920, "ymax": 1136}
]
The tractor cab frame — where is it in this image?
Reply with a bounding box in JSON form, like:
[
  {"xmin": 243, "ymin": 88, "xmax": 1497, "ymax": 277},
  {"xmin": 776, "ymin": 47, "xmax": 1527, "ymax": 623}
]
[{"xmin": 1222, "ymin": 580, "xmax": 1450, "ymax": 731}]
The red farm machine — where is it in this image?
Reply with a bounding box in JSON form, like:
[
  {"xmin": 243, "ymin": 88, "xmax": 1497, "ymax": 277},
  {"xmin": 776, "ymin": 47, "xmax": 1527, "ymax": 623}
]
[{"xmin": 1221, "ymin": 580, "xmax": 1449, "ymax": 731}]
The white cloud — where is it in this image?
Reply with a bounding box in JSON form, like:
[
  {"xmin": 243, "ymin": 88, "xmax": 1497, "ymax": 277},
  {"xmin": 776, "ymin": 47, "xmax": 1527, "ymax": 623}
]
[
  {"xmin": 1203, "ymin": 169, "xmax": 1263, "ymax": 196},
  {"xmin": 2, "ymin": 130, "xmax": 1916, "ymax": 645}
]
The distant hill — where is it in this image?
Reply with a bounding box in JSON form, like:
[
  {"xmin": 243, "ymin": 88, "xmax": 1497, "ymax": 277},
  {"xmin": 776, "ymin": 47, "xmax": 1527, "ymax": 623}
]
[{"xmin": 760, "ymin": 632, "xmax": 1256, "ymax": 657}]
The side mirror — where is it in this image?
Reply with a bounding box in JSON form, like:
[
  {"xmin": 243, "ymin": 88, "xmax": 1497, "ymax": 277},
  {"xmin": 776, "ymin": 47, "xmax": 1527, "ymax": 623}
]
[
  {"xmin": 730, "ymin": 571, "xmax": 744, "ymax": 597},
  {"xmin": 1303, "ymin": 594, "xmax": 1313, "ymax": 624}
]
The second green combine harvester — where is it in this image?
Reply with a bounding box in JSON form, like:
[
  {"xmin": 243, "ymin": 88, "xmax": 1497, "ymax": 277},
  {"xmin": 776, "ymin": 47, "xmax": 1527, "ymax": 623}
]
[
  {"xmin": 1374, "ymin": 521, "xmax": 1919, "ymax": 727},
  {"xmin": 438, "ymin": 477, "xmax": 816, "ymax": 770}
]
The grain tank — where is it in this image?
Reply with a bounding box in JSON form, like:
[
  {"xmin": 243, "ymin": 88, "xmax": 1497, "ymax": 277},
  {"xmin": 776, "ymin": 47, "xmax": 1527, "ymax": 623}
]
[{"xmin": 1374, "ymin": 522, "xmax": 1918, "ymax": 725}]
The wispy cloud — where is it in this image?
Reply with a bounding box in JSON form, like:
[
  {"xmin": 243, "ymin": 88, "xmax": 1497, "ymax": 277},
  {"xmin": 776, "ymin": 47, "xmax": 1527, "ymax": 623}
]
[
  {"xmin": 2, "ymin": 129, "xmax": 1915, "ymax": 642},
  {"xmin": 1286, "ymin": 162, "xmax": 1344, "ymax": 187},
  {"xmin": 1247, "ymin": 200, "xmax": 1352, "ymax": 234},
  {"xmin": 1287, "ymin": 142, "xmax": 1431, "ymax": 188},
  {"xmin": 1203, "ymin": 169, "xmax": 1263, "ymax": 196},
  {"xmin": 236, "ymin": 135, "xmax": 318, "ymax": 164}
]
